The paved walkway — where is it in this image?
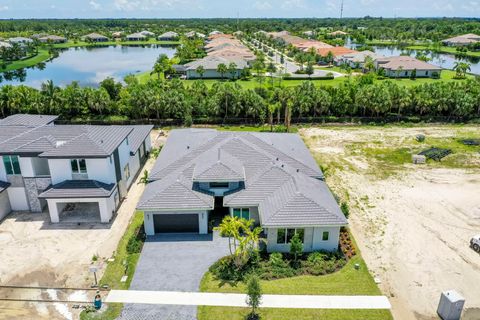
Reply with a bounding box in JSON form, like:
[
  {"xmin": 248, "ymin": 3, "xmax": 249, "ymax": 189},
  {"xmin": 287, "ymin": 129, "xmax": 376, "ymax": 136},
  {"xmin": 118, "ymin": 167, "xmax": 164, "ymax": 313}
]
[{"xmin": 108, "ymin": 290, "xmax": 391, "ymax": 309}]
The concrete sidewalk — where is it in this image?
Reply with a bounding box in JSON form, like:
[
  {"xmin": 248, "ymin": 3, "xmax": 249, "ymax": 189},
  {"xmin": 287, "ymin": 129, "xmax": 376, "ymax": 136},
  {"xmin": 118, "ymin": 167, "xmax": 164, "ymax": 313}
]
[{"xmin": 107, "ymin": 290, "xmax": 391, "ymax": 310}]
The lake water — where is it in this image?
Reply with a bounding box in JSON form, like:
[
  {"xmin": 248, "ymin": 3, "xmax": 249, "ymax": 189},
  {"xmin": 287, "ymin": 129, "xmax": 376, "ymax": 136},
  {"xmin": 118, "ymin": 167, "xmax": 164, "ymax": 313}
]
[
  {"xmin": 347, "ymin": 40, "xmax": 480, "ymax": 75},
  {"xmin": 0, "ymin": 45, "xmax": 177, "ymax": 88}
]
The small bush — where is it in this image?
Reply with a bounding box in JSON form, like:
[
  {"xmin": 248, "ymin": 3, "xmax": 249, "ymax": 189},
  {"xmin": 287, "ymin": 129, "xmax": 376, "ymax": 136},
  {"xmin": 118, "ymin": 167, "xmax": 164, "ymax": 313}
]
[
  {"xmin": 126, "ymin": 226, "xmax": 145, "ymax": 254},
  {"xmin": 416, "ymin": 134, "xmax": 426, "ymax": 142},
  {"xmin": 340, "ymin": 202, "xmax": 350, "ymax": 219}
]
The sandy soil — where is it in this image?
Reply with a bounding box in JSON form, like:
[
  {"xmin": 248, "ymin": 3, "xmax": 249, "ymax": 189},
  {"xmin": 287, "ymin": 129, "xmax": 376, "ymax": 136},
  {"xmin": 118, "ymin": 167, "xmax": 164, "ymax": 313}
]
[
  {"xmin": 301, "ymin": 125, "xmax": 480, "ymax": 320},
  {"xmin": 0, "ymin": 130, "xmax": 165, "ymax": 319}
]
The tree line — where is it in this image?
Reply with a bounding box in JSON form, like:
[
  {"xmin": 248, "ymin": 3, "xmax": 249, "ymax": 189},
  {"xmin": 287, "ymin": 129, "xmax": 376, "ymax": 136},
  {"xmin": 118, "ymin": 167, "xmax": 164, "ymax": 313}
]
[{"xmin": 0, "ymin": 76, "xmax": 479, "ymax": 126}]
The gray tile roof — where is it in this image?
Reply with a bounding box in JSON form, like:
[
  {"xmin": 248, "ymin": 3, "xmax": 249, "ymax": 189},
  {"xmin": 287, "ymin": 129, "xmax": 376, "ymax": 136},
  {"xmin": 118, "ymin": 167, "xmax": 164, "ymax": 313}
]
[
  {"xmin": 0, "ymin": 114, "xmax": 58, "ymax": 127},
  {"xmin": 123, "ymin": 125, "xmax": 153, "ymax": 154},
  {"xmin": 38, "ymin": 180, "xmax": 116, "ymax": 199},
  {"xmin": 141, "ymin": 129, "xmax": 346, "ymax": 227},
  {"xmin": 184, "ymin": 55, "xmax": 248, "ymax": 71},
  {"xmin": 0, "ymin": 181, "xmax": 10, "ymax": 193}
]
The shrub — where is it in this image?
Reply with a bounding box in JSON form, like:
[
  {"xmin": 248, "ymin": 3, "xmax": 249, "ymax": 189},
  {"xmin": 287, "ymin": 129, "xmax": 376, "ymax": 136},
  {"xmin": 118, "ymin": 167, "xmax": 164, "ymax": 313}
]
[
  {"xmin": 126, "ymin": 226, "xmax": 145, "ymax": 254},
  {"xmin": 340, "ymin": 202, "xmax": 350, "ymax": 218},
  {"xmin": 416, "ymin": 134, "xmax": 426, "ymax": 142}
]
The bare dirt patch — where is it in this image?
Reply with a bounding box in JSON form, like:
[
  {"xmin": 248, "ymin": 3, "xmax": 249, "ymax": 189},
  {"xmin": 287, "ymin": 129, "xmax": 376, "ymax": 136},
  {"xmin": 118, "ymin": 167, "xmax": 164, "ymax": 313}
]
[{"xmin": 301, "ymin": 125, "xmax": 480, "ymax": 320}]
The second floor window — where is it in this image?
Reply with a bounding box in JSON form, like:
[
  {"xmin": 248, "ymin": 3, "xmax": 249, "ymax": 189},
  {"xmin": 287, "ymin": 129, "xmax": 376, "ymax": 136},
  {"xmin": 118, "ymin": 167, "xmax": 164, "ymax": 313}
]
[
  {"xmin": 3, "ymin": 155, "xmax": 21, "ymax": 175},
  {"xmin": 71, "ymin": 159, "xmax": 87, "ymax": 174}
]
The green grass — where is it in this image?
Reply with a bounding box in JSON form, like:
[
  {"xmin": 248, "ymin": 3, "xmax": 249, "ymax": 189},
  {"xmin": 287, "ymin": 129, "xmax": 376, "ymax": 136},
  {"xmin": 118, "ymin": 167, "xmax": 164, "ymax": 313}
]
[
  {"xmin": 80, "ymin": 211, "xmax": 145, "ymax": 320},
  {"xmin": 199, "ymin": 249, "xmax": 392, "ymax": 320},
  {"xmin": 0, "ymin": 49, "xmax": 52, "ymax": 72}
]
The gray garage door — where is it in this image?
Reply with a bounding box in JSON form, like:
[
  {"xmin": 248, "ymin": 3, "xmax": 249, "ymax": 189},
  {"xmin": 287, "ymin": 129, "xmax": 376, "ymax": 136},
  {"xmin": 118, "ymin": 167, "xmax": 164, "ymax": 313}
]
[{"xmin": 153, "ymin": 214, "xmax": 199, "ymax": 233}]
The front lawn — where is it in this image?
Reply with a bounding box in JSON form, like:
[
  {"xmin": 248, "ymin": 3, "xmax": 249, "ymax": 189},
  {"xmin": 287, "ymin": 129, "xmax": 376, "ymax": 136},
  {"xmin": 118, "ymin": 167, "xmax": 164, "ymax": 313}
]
[{"xmin": 199, "ymin": 247, "xmax": 393, "ymax": 320}]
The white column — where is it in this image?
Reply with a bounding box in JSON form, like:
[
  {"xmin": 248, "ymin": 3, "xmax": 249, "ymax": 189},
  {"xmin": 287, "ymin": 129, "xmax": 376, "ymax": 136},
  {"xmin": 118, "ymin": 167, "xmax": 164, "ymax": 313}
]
[
  {"xmin": 199, "ymin": 211, "xmax": 208, "ymax": 234},
  {"xmin": 144, "ymin": 212, "xmax": 155, "ymax": 236},
  {"xmin": 98, "ymin": 199, "xmax": 111, "ymax": 223},
  {"xmin": 48, "ymin": 199, "xmax": 59, "ymax": 223}
]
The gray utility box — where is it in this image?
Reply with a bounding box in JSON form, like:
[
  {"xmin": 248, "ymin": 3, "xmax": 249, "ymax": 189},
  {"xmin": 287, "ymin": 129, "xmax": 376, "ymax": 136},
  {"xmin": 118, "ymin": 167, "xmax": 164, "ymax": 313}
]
[{"xmin": 437, "ymin": 290, "xmax": 465, "ymax": 320}]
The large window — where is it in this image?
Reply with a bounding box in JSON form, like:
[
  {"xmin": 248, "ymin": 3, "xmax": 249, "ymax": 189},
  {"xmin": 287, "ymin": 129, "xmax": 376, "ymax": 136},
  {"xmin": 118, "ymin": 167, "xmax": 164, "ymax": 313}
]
[
  {"xmin": 277, "ymin": 228, "xmax": 304, "ymax": 244},
  {"xmin": 232, "ymin": 208, "xmax": 250, "ymax": 220},
  {"xmin": 71, "ymin": 159, "xmax": 87, "ymax": 174},
  {"xmin": 209, "ymin": 182, "xmax": 229, "ymax": 189},
  {"xmin": 2, "ymin": 155, "xmax": 21, "ymax": 175}
]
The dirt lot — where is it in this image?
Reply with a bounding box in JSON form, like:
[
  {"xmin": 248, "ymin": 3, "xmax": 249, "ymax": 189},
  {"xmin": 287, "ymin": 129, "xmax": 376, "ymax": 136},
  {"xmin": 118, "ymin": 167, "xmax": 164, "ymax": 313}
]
[
  {"xmin": 0, "ymin": 130, "xmax": 166, "ymax": 320},
  {"xmin": 301, "ymin": 125, "xmax": 480, "ymax": 320}
]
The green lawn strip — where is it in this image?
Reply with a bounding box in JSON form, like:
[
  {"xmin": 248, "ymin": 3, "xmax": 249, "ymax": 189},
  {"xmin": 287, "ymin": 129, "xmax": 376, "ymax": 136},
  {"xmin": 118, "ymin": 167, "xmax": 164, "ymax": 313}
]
[
  {"xmin": 1, "ymin": 49, "xmax": 52, "ymax": 72},
  {"xmin": 52, "ymin": 40, "xmax": 180, "ymax": 49},
  {"xmin": 80, "ymin": 211, "xmax": 144, "ymax": 320}
]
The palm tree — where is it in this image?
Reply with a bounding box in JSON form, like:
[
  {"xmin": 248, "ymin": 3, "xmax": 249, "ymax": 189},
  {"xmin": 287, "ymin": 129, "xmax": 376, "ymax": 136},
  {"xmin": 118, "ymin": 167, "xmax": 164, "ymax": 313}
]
[
  {"xmin": 266, "ymin": 62, "xmax": 276, "ymax": 87},
  {"xmin": 227, "ymin": 62, "xmax": 238, "ymax": 80},
  {"xmin": 217, "ymin": 63, "xmax": 228, "ymax": 80},
  {"xmin": 395, "ymin": 66, "xmax": 404, "ymax": 79},
  {"xmin": 214, "ymin": 216, "xmax": 241, "ymax": 255},
  {"xmin": 453, "ymin": 62, "xmax": 471, "ymax": 79},
  {"xmin": 363, "ymin": 56, "xmax": 375, "ymax": 73},
  {"xmin": 195, "ymin": 65, "xmax": 205, "ymax": 80}
]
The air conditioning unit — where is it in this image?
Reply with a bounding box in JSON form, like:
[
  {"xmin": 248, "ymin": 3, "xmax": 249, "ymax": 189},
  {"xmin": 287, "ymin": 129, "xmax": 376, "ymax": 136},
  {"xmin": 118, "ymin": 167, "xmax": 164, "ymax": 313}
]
[{"xmin": 437, "ymin": 290, "xmax": 465, "ymax": 320}]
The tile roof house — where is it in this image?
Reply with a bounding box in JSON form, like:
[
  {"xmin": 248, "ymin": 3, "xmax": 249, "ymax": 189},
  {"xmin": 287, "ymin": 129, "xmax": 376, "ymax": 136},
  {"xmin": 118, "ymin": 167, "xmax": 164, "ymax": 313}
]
[
  {"xmin": 125, "ymin": 33, "xmax": 147, "ymax": 41},
  {"xmin": 138, "ymin": 129, "xmax": 347, "ymax": 252},
  {"xmin": 38, "ymin": 35, "xmax": 67, "ymax": 43},
  {"xmin": 183, "ymin": 56, "xmax": 248, "ymax": 79},
  {"xmin": 317, "ymin": 46, "xmax": 356, "ymax": 57},
  {"xmin": 158, "ymin": 31, "xmax": 179, "ymax": 41},
  {"xmin": 83, "ymin": 32, "xmax": 109, "ymax": 42},
  {"xmin": 375, "ymin": 56, "xmax": 442, "ymax": 78},
  {"xmin": 335, "ymin": 50, "xmax": 384, "ymax": 68},
  {"xmin": 442, "ymin": 33, "xmax": 480, "ymax": 46},
  {"xmin": 0, "ymin": 114, "xmax": 152, "ymax": 224},
  {"xmin": 8, "ymin": 37, "xmax": 34, "ymax": 44}
]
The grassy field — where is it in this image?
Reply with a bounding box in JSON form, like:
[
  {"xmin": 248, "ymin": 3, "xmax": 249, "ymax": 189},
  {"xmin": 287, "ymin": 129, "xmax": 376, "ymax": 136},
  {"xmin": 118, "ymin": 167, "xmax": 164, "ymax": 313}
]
[
  {"xmin": 137, "ymin": 69, "xmax": 470, "ymax": 88},
  {"xmin": 0, "ymin": 49, "xmax": 52, "ymax": 72},
  {"xmin": 80, "ymin": 211, "xmax": 145, "ymax": 320},
  {"xmin": 199, "ymin": 253, "xmax": 392, "ymax": 320}
]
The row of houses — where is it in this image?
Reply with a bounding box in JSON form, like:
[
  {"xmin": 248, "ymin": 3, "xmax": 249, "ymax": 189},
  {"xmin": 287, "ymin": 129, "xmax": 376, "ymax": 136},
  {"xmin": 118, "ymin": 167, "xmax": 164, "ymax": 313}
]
[
  {"xmin": 267, "ymin": 30, "xmax": 334, "ymax": 53},
  {"xmin": 442, "ymin": 33, "xmax": 480, "ymax": 46},
  {"xmin": 0, "ymin": 114, "xmax": 152, "ymax": 224},
  {"xmin": 182, "ymin": 33, "xmax": 254, "ymax": 79}
]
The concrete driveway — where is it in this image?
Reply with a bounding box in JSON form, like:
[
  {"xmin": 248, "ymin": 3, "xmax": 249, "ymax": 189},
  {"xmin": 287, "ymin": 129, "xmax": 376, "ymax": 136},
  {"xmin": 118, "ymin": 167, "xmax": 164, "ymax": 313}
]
[{"xmin": 119, "ymin": 232, "xmax": 230, "ymax": 320}]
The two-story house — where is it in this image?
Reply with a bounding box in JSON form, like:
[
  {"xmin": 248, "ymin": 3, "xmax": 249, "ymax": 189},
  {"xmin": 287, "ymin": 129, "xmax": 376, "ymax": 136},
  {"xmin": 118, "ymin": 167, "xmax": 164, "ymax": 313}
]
[
  {"xmin": 137, "ymin": 129, "xmax": 347, "ymax": 253},
  {"xmin": 0, "ymin": 114, "xmax": 152, "ymax": 223}
]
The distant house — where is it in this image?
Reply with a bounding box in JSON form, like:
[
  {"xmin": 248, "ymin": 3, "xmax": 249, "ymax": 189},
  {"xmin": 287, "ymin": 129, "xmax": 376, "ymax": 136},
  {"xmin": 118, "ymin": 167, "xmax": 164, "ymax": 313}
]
[
  {"xmin": 374, "ymin": 56, "xmax": 442, "ymax": 78},
  {"xmin": 303, "ymin": 30, "xmax": 315, "ymax": 38},
  {"xmin": 158, "ymin": 31, "xmax": 179, "ymax": 41},
  {"xmin": 0, "ymin": 41, "xmax": 12, "ymax": 49},
  {"xmin": 317, "ymin": 46, "xmax": 356, "ymax": 57},
  {"xmin": 184, "ymin": 56, "xmax": 248, "ymax": 79},
  {"xmin": 336, "ymin": 50, "xmax": 384, "ymax": 68},
  {"xmin": 442, "ymin": 33, "xmax": 480, "ymax": 46},
  {"xmin": 112, "ymin": 31, "xmax": 123, "ymax": 39},
  {"xmin": 140, "ymin": 30, "xmax": 155, "ymax": 37},
  {"xmin": 329, "ymin": 30, "xmax": 348, "ymax": 37},
  {"xmin": 209, "ymin": 30, "xmax": 222, "ymax": 36},
  {"xmin": 185, "ymin": 31, "xmax": 206, "ymax": 39},
  {"xmin": 38, "ymin": 35, "xmax": 67, "ymax": 43},
  {"xmin": 83, "ymin": 32, "xmax": 109, "ymax": 42},
  {"xmin": 125, "ymin": 33, "xmax": 147, "ymax": 41},
  {"xmin": 8, "ymin": 37, "xmax": 33, "ymax": 44}
]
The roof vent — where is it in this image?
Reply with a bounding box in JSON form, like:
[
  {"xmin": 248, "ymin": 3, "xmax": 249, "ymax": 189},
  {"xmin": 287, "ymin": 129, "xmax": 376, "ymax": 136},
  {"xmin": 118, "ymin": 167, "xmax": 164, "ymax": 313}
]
[
  {"xmin": 281, "ymin": 164, "xmax": 284, "ymax": 168},
  {"xmin": 187, "ymin": 145, "xmax": 190, "ymax": 149},
  {"xmin": 296, "ymin": 169, "xmax": 299, "ymax": 172},
  {"xmin": 276, "ymin": 157, "xmax": 279, "ymax": 161}
]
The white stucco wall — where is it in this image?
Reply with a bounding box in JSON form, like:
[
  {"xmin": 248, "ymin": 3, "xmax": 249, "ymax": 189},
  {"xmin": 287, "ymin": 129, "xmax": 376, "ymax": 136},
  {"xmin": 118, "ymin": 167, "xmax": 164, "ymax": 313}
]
[
  {"xmin": 0, "ymin": 190, "xmax": 12, "ymax": 220},
  {"xmin": 19, "ymin": 157, "xmax": 35, "ymax": 177},
  {"xmin": 49, "ymin": 158, "xmax": 116, "ymax": 185},
  {"xmin": 265, "ymin": 226, "xmax": 340, "ymax": 253},
  {"xmin": 127, "ymin": 151, "xmax": 140, "ymax": 188},
  {"xmin": 143, "ymin": 210, "xmax": 208, "ymax": 236},
  {"xmin": 48, "ymin": 159, "xmax": 71, "ymax": 184},
  {"xmin": 7, "ymin": 187, "xmax": 29, "ymax": 211},
  {"xmin": 46, "ymin": 193, "xmax": 116, "ymax": 223}
]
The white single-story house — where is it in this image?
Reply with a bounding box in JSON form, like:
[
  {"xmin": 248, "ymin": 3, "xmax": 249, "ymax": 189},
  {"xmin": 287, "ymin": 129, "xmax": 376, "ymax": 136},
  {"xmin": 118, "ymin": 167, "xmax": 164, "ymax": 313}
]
[
  {"xmin": 374, "ymin": 56, "xmax": 442, "ymax": 78},
  {"xmin": 38, "ymin": 35, "xmax": 67, "ymax": 43},
  {"xmin": 336, "ymin": 50, "xmax": 384, "ymax": 68},
  {"xmin": 125, "ymin": 33, "xmax": 147, "ymax": 41},
  {"xmin": 83, "ymin": 32, "xmax": 109, "ymax": 42},
  {"xmin": 0, "ymin": 114, "xmax": 152, "ymax": 224},
  {"xmin": 183, "ymin": 56, "xmax": 248, "ymax": 79},
  {"xmin": 158, "ymin": 31, "xmax": 179, "ymax": 41},
  {"xmin": 185, "ymin": 31, "xmax": 206, "ymax": 39},
  {"xmin": 140, "ymin": 30, "xmax": 155, "ymax": 37},
  {"xmin": 138, "ymin": 129, "xmax": 348, "ymax": 253},
  {"xmin": 8, "ymin": 37, "xmax": 34, "ymax": 44},
  {"xmin": 442, "ymin": 33, "xmax": 480, "ymax": 46}
]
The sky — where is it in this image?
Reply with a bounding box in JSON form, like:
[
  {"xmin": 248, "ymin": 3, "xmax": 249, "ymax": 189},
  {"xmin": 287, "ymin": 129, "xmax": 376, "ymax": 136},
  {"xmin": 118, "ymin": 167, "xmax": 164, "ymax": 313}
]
[{"xmin": 0, "ymin": 0, "xmax": 478, "ymax": 19}]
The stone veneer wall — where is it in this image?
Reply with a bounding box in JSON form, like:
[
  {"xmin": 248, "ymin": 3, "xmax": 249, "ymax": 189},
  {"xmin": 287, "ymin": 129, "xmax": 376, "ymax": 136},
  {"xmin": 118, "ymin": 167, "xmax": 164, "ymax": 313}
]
[{"xmin": 23, "ymin": 177, "xmax": 52, "ymax": 212}]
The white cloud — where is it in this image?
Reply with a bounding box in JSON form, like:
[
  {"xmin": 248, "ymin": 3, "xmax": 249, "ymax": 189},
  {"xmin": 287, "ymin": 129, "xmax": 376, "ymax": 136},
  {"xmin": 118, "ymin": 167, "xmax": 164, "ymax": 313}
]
[
  {"xmin": 114, "ymin": 0, "xmax": 199, "ymax": 11},
  {"xmin": 461, "ymin": 1, "xmax": 480, "ymax": 12},
  {"xmin": 0, "ymin": 5, "xmax": 8, "ymax": 11},
  {"xmin": 114, "ymin": 0, "xmax": 140, "ymax": 11},
  {"xmin": 90, "ymin": 0, "xmax": 101, "ymax": 10},
  {"xmin": 253, "ymin": 1, "xmax": 272, "ymax": 10},
  {"xmin": 281, "ymin": 0, "xmax": 306, "ymax": 10}
]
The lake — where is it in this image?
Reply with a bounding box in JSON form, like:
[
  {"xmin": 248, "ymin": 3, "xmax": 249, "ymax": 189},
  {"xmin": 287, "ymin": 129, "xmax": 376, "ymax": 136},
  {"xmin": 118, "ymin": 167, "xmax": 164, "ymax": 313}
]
[
  {"xmin": 0, "ymin": 45, "xmax": 177, "ymax": 88},
  {"xmin": 346, "ymin": 39, "xmax": 480, "ymax": 75}
]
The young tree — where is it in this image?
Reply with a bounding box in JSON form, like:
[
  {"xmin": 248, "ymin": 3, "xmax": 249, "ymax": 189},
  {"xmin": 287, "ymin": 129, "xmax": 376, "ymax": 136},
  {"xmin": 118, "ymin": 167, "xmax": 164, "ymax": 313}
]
[
  {"xmin": 217, "ymin": 63, "xmax": 228, "ymax": 80},
  {"xmin": 305, "ymin": 62, "xmax": 314, "ymax": 78},
  {"xmin": 453, "ymin": 62, "xmax": 471, "ymax": 79},
  {"xmin": 289, "ymin": 233, "xmax": 303, "ymax": 266},
  {"xmin": 228, "ymin": 62, "xmax": 238, "ymax": 80},
  {"xmin": 196, "ymin": 65, "xmax": 205, "ymax": 79},
  {"xmin": 246, "ymin": 274, "xmax": 262, "ymax": 319},
  {"xmin": 266, "ymin": 62, "xmax": 276, "ymax": 87}
]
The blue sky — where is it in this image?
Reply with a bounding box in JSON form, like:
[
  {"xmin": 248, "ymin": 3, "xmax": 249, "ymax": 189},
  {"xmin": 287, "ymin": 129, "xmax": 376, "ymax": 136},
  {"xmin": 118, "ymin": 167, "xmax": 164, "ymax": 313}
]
[{"xmin": 0, "ymin": 0, "xmax": 478, "ymax": 18}]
